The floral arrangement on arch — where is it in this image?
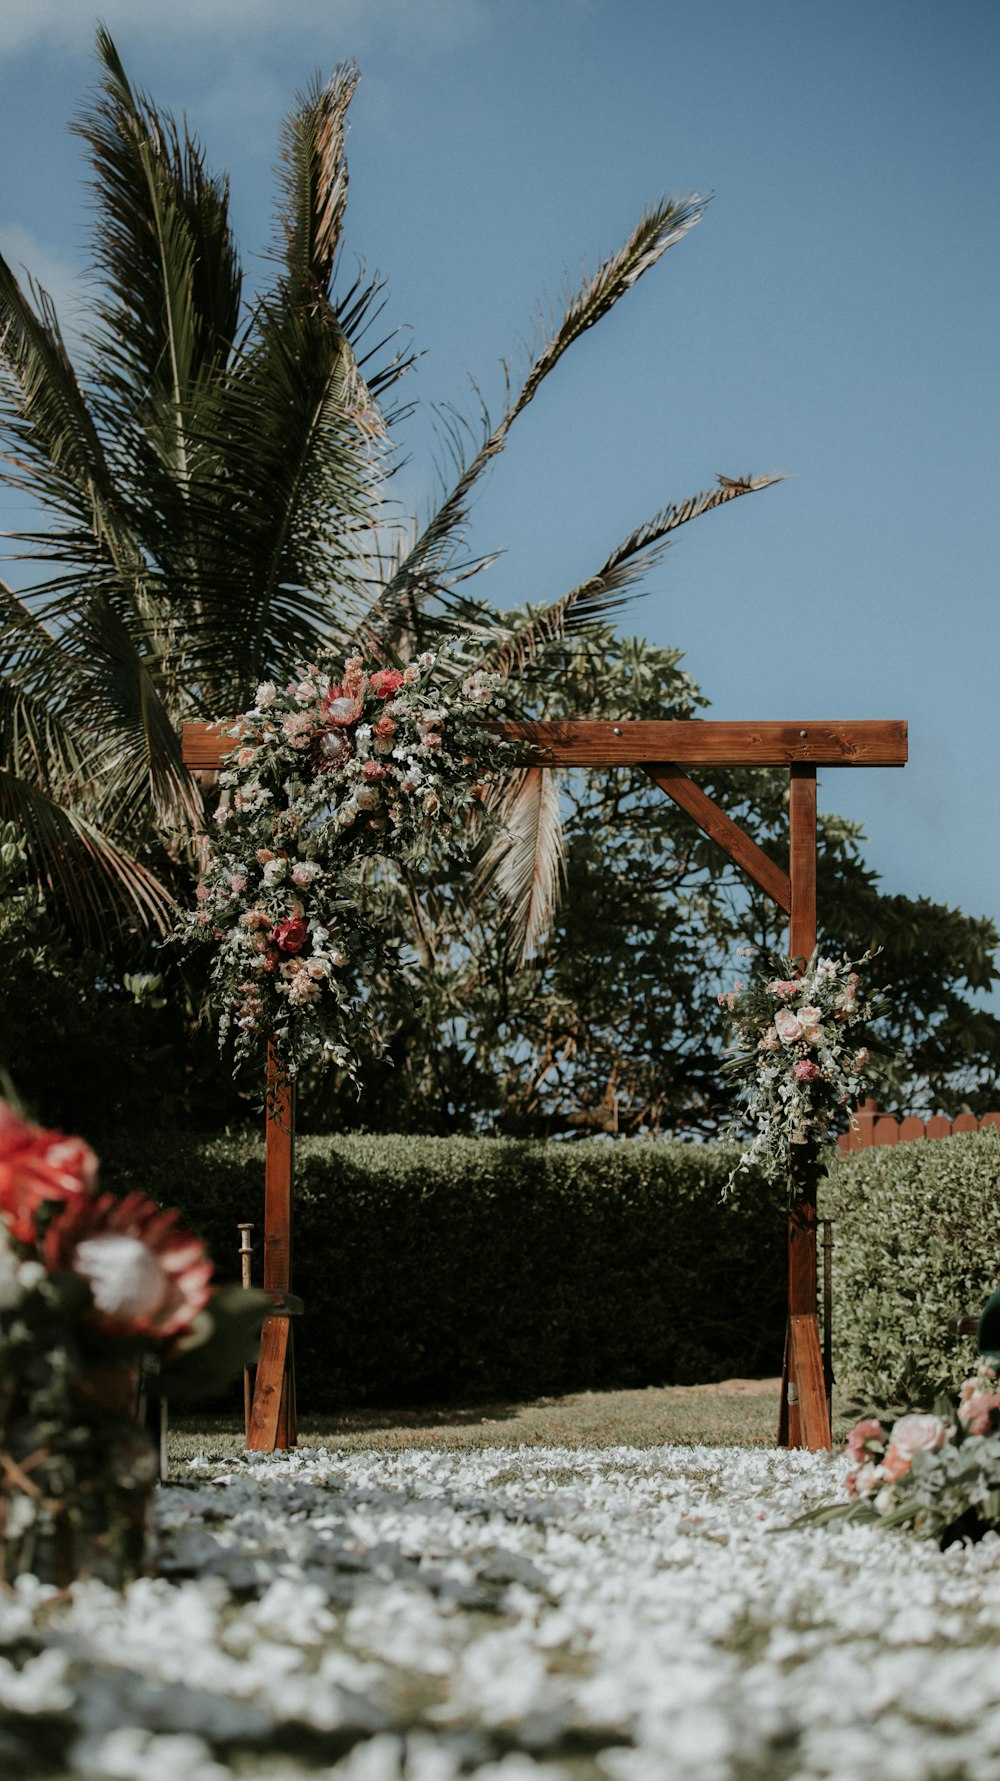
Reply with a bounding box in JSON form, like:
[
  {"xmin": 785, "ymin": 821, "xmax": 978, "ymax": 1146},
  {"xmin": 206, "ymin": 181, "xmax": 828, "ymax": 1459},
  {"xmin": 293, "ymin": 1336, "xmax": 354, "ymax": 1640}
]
[
  {"xmin": 796, "ymin": 1346, "xmax": 1000, "ymax": 1547},
  {"xmin": 721, "ymin": 947, "xmax": 884, "ymax": 1189},
  {"xmin": 177, "ymin": 644, "xmax": 509, "ymax": 1080},
  {"xmin": 0, "ymin": 1100, "xmax": 269, "ymax": 1584}
]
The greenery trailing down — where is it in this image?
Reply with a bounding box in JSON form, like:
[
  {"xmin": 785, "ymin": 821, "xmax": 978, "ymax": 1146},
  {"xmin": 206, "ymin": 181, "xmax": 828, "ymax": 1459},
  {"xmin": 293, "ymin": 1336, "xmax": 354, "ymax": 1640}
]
[
  {"xmin": 821, "ymin": 1130, "xmax": 1000, "ymax": 1410},
  {"xmin": 96, "ymin": 1132, "xmax": 788, "ymax": 1409}
]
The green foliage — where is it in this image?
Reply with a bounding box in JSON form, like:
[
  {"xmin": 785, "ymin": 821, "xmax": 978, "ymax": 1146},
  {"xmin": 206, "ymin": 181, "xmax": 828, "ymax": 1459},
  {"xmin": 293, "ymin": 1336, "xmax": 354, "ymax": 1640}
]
[
  {"xmin": 96, "ymin": 1132, "xmax": 788, "ymax": 1408},
  {"xmin": 821, "ymin": 1132, "xmax": 1000, "ymax": 1406},
  {"xmin": 299, "ymin": 624, "xmax": 1000, "ymax": 1138}
]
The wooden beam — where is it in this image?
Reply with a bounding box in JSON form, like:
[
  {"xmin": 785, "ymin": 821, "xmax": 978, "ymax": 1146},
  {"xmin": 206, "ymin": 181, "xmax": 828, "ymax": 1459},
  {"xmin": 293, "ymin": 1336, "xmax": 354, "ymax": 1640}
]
[
  {"xmin": 182, "ymin": 717, "xmax": 909, "ymax": 773},
  {"xmin": 646, "ymin": 763, "xmax": 791, "ymax": 912},
  {"xmin": 498, "ymin": 719, "xmax": 907, "ymax": 767}
]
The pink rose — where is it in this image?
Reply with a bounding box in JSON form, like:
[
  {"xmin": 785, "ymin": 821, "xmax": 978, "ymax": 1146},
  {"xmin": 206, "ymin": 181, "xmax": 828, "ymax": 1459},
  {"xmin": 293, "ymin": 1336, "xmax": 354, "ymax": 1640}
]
[
  {"xmin": 362, "ymin": 761, "xmax": 388, "ymax": 781},
  {"xmin": 794, "ymin": 1059, "xmax": 821, "ymax": 1082},
  {"xmin": 272, "ymin": 917, "xmax": 309, "ymax": 954},
  {"xmin": 372, "ymin": 716, "xmax": 396, "ymax": 739},
  {"xmin": 881, "ymin": 1412, "xmax": 951, "ymax": 1482},
  {"xmin": 0, "ymin": 1103, "xmax": 99, "ymax": 1245},
  {"xmin": 774, "ymin": 1008, "xmax": 804, "ymax": 1044},
  {"xmin": 758, "ymin": 1028, "xmax": 781, "ymax": 1052},
  {"xmin": 370, "ymin": 667, "xmax": 405, "ymax": 698}
]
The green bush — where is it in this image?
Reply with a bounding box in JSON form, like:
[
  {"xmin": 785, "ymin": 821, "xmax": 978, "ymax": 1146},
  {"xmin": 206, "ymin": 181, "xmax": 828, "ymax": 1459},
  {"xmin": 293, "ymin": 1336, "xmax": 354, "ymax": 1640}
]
[
  {"xmin": 822, "ymin": 1131, "xmax": 1000, "ymax": 1408},
  {"xmin": 96, "ymin": 1133, "xmax": 787, "ymax": 1410}
]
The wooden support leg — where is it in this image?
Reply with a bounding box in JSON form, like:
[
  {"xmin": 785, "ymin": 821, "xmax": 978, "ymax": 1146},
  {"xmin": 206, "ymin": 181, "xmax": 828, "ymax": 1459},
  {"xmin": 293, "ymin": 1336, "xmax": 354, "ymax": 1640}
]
[
  {"xmin": 247, "ymin": 1043, "xmax": 297, "ymax": 1452},
  {"xmin": 777, "ymin": 765, "xmax": 832, "ymax": 1451}
]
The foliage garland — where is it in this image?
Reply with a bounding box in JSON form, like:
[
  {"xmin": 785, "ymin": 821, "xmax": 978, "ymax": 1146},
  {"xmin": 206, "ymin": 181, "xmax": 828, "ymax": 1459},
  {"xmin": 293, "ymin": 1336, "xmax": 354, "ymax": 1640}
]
[
  {"xmin": 176, "ymin": 646, "xmax": 509, "ymax": 1081},
  {"xmin": 722, "ymin": 946, "xmax": 885, "ymax": 1189}
]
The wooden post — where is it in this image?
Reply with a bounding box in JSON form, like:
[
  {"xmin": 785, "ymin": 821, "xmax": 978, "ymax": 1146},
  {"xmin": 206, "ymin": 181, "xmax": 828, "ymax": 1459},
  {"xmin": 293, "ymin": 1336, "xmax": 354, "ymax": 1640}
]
[
  {"xmin": 246, "ymin": 1043, "xmax": 297, "ymax": 1451},
  {"xmin": 779, "ymin": 764, "xmax": 832, "ymax": 1450}
]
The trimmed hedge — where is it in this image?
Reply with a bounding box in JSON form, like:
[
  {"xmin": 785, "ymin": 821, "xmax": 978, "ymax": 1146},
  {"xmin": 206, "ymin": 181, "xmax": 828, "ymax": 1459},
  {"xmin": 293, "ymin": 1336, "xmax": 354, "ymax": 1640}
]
[
  {"xmin": 97, "ymin": 1133, "xmax": 787, "ymax": 1410},
  {"xmin": 822, "ymin": 1130, "xmax": 1000, "ymax": 1407}
]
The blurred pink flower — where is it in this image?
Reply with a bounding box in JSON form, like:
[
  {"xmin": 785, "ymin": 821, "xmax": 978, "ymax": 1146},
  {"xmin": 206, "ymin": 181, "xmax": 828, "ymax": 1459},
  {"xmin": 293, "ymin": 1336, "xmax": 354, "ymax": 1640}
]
[{"xmin": 45, "ymin": 1191, "xmax": 212, "ymax": 1339}]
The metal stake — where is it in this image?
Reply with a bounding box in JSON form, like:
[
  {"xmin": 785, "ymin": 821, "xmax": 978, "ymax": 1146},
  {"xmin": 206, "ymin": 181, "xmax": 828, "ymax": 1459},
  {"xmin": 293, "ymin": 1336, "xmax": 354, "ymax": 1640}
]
[{"xmin": 238, "ymin": 1224, "xmax": 254, "ymax": 1442}]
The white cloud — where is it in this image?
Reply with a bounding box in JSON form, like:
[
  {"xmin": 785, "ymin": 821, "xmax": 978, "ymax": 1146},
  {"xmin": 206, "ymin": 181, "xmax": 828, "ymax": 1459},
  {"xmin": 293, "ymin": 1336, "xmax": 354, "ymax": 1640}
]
[{"xmin": 0, "ymin": 0, "xmax": 491, "ymax": 59}]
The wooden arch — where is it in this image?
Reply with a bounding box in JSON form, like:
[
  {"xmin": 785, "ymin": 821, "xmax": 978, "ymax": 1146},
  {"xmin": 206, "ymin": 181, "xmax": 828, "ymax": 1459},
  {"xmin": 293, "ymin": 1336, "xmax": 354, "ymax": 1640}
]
[{"xmin": 182, "ymin": 715, "xmax": 907, "ymax": 1452}]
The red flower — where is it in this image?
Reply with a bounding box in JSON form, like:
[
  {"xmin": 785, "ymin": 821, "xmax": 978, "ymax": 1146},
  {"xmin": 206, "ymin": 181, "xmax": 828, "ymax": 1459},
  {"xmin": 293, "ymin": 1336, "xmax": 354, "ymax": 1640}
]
[
  {"xmin": 272, "ymin": 917, "xmax": 309, "ymax": 954},
  {"xmin": 44, "ymin": 1191, "xmax": 213, "ymax": 1339},
  {"xmin": 0, "ymin": 1101, "xmax": 98, "ymax": 1245},
  {"xmin": 370, "ymin": 667, "xmax": 405, "ymax": 698}
]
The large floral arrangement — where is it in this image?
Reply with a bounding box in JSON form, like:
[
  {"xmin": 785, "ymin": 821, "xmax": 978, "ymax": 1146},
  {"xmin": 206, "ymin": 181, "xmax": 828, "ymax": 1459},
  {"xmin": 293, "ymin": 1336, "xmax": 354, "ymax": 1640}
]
[
  {"xmin": 178, "ymin": 644, "xmax": 508, "ymax": 1080},
  {"xmin": 797, "ymin": 1350, "xmax": 1000, "ymax": 1546},
  {"xmin": 0, "ymin": 1099, "xmax": 269, "ymax": 1585},
  {"xmin": 721, "ymin": 946, "xmax": 884, "ymax": 1188}
]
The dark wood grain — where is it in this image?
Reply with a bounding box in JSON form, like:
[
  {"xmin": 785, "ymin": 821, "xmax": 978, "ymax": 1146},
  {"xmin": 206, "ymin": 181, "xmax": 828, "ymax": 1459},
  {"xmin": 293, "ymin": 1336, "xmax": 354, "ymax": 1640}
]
[{"xmin": 183, "ymin": 717, "xmax": 909, "ymax": 771}]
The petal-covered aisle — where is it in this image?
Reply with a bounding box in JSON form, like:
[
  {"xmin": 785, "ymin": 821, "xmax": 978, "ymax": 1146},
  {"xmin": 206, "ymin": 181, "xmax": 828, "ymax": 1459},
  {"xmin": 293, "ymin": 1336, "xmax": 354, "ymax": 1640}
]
[{"xmin": 4, "ymin": 1445, "xmax": 1000, "ymax": 1779}]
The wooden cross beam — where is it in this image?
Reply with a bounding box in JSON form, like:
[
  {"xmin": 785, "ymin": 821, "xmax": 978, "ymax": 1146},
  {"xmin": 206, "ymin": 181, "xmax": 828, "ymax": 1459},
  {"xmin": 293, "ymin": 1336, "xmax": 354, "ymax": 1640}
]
[{"xmin": 182, "ymin": 715, "xmax": 907, "ymax": 1453}]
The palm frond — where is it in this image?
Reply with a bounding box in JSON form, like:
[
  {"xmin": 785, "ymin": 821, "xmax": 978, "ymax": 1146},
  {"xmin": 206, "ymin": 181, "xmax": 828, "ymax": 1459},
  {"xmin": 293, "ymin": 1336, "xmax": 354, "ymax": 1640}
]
[
  {"xmin": 0, "ymin": 257, "xmax": 144, "ymax": 580},
  {"xmin": 79, "ymin": 28, "xmax": 242, "ymax": 457},
  {"xmin": 366, "ymin": 193, "xmax": 709, "ymax": 638},
  {"xmin": 477, "ymin": 766, "xmax": 565, "ymax": 962},
  {"xmin": 0, "ymin": 766, "xmax": 175, "ymax": 943},
  {"xmin": 277, "ymin": 63, "xmax": 358, "ymax": 297},
  {"xmin": 482, "ymin": 473, "xmax": 782, "ymax": 681}
]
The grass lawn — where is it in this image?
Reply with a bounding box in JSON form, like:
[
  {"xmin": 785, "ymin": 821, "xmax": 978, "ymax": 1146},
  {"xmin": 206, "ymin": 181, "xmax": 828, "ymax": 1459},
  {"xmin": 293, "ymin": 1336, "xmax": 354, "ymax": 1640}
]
[{"xmin": 169, "ymin": 1378, "xmax": 860, "ymax": 1465}]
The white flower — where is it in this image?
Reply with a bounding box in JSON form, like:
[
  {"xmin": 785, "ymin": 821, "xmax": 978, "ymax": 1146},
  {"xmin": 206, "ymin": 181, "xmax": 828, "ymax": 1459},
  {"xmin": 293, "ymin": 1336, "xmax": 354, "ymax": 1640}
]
[{"xmin": 254, "ymin": 682, "xmax": 277, "ymax": 709}]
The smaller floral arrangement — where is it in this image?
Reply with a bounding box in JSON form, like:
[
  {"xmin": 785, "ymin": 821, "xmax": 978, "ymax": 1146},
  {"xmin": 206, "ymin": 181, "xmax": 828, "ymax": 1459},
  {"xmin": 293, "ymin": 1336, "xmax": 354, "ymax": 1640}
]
[
  {"xmin": 796, "ymin": 1357, "xmax": 1000, "ymax": 1547},
  {"xmin": 178, "ymin": 644, "xmax": 508, "ymax": 1081},
  {"xmin": 0, "ymin": 1099, "xmax": 269, "ymax": 1585},
  {"xmin": 721, "ymin": 946, "xmax": 884, "ymax": 1189}
]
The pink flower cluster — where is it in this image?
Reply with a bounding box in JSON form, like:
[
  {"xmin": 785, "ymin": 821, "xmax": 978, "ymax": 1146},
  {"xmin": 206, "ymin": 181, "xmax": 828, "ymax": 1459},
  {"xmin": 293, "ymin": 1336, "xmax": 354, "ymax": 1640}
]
[
  {"xmin": 0, "ymin": 1101, "xmax": 211, "ymax": 1341},
  {"xmin": 958, "ymin": 1360, "xmax": 1000, "ymax": 1436},
  {"xmin": 844, "ymin": 1411, "xmax": 951, "ymax": 1503}
]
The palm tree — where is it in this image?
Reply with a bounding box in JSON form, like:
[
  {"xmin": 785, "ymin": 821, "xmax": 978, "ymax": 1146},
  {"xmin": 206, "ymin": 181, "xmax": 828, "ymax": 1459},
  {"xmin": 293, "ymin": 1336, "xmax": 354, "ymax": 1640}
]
[{"xmin": 0, "ymin": 29, "xmax": 777, "ymax": 948}]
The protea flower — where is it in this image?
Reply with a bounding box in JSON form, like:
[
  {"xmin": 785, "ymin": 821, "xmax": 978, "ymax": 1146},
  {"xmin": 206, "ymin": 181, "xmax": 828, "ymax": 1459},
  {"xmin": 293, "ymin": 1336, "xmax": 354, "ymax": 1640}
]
[
  {"xmin": 44, "ymin": 1192, "xmax": 213, "ymax": 1340},
  {"xmin": 0, "ymin": 1100, "xmax": 99, "ymax": 1245}
]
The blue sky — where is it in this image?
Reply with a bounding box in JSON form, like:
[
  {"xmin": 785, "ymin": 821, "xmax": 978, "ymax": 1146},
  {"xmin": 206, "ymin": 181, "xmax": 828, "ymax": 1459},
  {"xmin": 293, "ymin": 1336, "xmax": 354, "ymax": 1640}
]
[{"xmin": 1, "ymin": 0, "xmax": 998, "ymax": 987}]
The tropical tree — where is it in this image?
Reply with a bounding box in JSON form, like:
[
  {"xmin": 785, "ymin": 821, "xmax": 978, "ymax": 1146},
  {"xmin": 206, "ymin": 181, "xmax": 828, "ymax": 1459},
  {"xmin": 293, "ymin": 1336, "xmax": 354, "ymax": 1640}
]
[{"xmin": 0, "ymin": 30, "xmax": 777, "ymax": 950}]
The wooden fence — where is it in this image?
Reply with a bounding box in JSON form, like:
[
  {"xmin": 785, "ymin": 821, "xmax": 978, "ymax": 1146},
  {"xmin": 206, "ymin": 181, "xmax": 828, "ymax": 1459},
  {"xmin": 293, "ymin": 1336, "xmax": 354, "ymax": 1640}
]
[{"xmin": 838, "ymin": 1098, "xmax": 1000, "ymax": 1155}]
